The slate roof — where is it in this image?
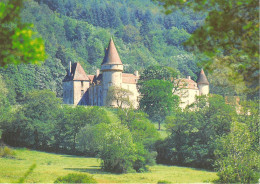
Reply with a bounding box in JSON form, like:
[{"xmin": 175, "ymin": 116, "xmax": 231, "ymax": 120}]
[
  {"xmin": 101, "ymin": 38, "xmax": 123, "ymax": 65},
  {"xmin": 122, "ymin": 73, "xmax": 138, "ymax": 84},
  {"xmin": 197, "ymin": 69, "xmax": 209, "ymax": 85},
  {"xmin": 174, "ymin": 78, "xmax": 198, "ymax": 90},
  {"xmin": 63, "ymin": 62, "xmax": 89, "ymax": 82}
]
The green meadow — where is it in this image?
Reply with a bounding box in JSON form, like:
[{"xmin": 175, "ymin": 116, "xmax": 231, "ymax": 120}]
[{"xmin": 0, "ymin": 148, "xmax": 218, "ymax": 183}]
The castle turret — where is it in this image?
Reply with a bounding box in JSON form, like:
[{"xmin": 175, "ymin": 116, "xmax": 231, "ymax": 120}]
[
  {"xmin": 101, "ymin": 38, "xmax": 123, "ymax": 106},
  {"xmin": 197, "ymin": 69, "xmax": 209, "ymax": 95}
]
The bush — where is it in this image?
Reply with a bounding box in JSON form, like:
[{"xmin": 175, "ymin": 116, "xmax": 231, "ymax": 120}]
[
  {"xmin": 215, "ymin": 122, "xmax": 260, "ymax": 183},
  {"xmin": 98, "ymin": 123, "xmax": 137, "ymax": 173},
  {"xmin": 0, "ymin": 146, "xmax": 16, "ymax": 158},
  {"xmin": 54, "ymin": 173, "xmax": 97, "ymax": 183},
  {"xmin": 157, "ymin": 180, "xmax": 171, "ymax": 184}
]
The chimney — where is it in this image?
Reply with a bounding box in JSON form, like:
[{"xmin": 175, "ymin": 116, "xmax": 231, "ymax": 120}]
[
  {"xmin": 69, "ymin": 61, "xmax": 71, "ymax": 76},
  {"xmin": 187, "ymin": 76, "xmax": 191, "ymax": 80},
  {"xmin": 96, "ymin": 69, "xmax": 100, "ymax": 76},
  {"xmin": 134, "ymin": 71, "xmax": 139, "ymax": 77}
]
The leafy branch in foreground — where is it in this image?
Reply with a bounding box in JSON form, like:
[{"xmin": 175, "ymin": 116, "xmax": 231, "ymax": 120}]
[{"xmin": 0, "ymin": 0, "xmax": 46, "ymax": 66}]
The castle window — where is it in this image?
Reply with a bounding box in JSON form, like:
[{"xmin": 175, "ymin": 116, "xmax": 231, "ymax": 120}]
[
  {"xmin": 81, "ymin": 90, "xmax": 84, "ymax": 97},
  {"xmin": 81, "ymin": 81, "xmax": 84, "ymax": 87}
]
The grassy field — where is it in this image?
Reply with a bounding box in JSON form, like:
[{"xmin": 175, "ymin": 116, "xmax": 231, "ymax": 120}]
[{"xmin": 0, "ymin": 148, "xmax": 218, "ymax": 183}]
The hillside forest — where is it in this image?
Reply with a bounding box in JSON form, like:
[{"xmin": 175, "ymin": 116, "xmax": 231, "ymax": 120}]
[
  {"xmin": 0, "ymin": 0, "xmax": 259, "ymax": 183},
  {"xmin": 1, "ymin": 0, "xmax": 242, "ymax": 104}
]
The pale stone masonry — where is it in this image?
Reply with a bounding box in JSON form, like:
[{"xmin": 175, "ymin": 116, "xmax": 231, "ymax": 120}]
[{"xmin": 62, "ymin": 38, "xmax": 209, "ymax": 109}]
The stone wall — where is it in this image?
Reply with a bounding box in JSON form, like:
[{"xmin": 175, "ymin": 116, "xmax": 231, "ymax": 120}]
[
  {"xmin": 121, "ymin": 83, "xmax": 139, "ymax": 108},
  {"xmin": 175, "ymin": 88, "xmax": 200, "ymax": 109},
  {"xmin": 73, "ymin": 80, "xmax": 90, "ymax": 105},
  {"xmin": 102, "ymin": 70, "xmax": 123, "ymax": 106},
  {"xmin": 63, "ymin": 81, "xmax": 74, "ymax": 104}
]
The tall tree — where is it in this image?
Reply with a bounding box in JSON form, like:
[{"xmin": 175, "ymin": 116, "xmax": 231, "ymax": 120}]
[
  {"xmin": 139, "ymin": 79, "xmax": 179, "ymax": 130},
  {"xmin": 22, "ymin": 90, "xmax": 61, "ymax": 149},
  {"xmin": 138, "ymin": 65, "xmax": 178, "ymax": 83}
]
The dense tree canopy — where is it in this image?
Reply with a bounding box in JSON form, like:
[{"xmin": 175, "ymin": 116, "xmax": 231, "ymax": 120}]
[
  {"xmin": 154, "ymin": 0, "xmax": 259, "ymax": 97},
  {"xmin": 215, "ymin": 122, "xmax": 259, "ymax": 183},
  {"xmin": 156, "ymin": 95, "xmax": 236, "ymax": 168}
]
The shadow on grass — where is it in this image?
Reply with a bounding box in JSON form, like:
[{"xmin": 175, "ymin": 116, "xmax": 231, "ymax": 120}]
[
  {"xmin": 61, "ymin": 155, "xmax": 87, "ymax": 158},
  {"xmin": 64, "ymin": 167, "xmax": 120, "ymax": 175}
]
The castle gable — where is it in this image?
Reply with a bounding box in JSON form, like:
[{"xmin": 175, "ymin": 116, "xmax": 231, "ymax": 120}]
[{"xmin": 63, "ymin": 62, "xmax": 89, "ymax": 82}]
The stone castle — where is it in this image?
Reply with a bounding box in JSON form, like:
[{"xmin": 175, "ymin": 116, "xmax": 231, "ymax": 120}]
[
  {"xmin": 63, "ymin": 38, "xmax": 209, "ymax": 109},
  {"xmin": 63, "ymin": 38, "xmax": 139, "ymax": 108}
]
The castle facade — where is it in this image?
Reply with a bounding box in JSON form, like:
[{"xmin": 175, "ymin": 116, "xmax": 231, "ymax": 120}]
[{"xmin": 62, "ymin": 38, "xmax": 209, "ymax": 109}]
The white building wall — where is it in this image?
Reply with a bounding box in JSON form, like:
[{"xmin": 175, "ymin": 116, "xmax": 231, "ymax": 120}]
[
  {"xmin": 175, "ymin": 88, "xmax": 200, "ymax": 109},
  {"xmin": 121, "ymin": 83, "xmax": 139, "ymax": 108},
  {"xmin": 101, "ymin": 67, "xmax": 123, "ymax": 106},
  {"xmin": 198, "ymin": 84, "xmax": 209, "ymax": 95}
]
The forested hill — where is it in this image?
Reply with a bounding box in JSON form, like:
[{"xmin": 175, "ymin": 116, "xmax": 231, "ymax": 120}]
[{"xmin": 0, "ymin": 0, "xmax": 206, "ymax": 103}]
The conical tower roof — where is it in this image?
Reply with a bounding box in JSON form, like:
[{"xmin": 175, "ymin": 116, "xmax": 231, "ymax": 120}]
[
  {"xmin": 101, "ymin": 38, "xmax": 122, "ymax": 65},
  {"xmin": 197, "ymin": 69, "xmax": 209, "ymax": 85}
]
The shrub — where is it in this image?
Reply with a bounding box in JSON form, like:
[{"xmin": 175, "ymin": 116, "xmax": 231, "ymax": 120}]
[
  {"xmin": 54, "ymin": 173, "xmax": 97, "ymax": 183},
  {"xmin": 98, "ymin": 123, "xmax": 136, "ymax": 173},
  {"xmin": 215, "ymin": 122, "xmax": 260, "ymax": 183},
  {"xmin": 0, "ymin": 146, "xmax": 16, "ymax": 158},
  {"xmin": 157, "ymin": 180, "xmax": 171, "ymax": 184}
]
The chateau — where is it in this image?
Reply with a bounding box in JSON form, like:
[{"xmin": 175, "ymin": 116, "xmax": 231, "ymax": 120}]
[
  {"xmin": 63, "ymin": 38, "xmax": 209, "ymax": 109},
  {"xmin": 63, "ymin": 38, "xmax": 139, "ymax": 108}
]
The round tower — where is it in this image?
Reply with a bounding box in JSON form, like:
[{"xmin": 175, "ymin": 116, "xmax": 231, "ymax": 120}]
[
  {"xmin": 101, "ymin": 38, "xmax": 123, "ymax": 106},
  {"xmin": 197, "ymin": 69, "xmax": 209, "ymax": 95}
]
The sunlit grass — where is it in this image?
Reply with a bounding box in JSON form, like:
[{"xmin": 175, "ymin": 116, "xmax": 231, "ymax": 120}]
[{"xmin": 0, "ymin": 148, "xmax": 218, "ymax": 183}]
